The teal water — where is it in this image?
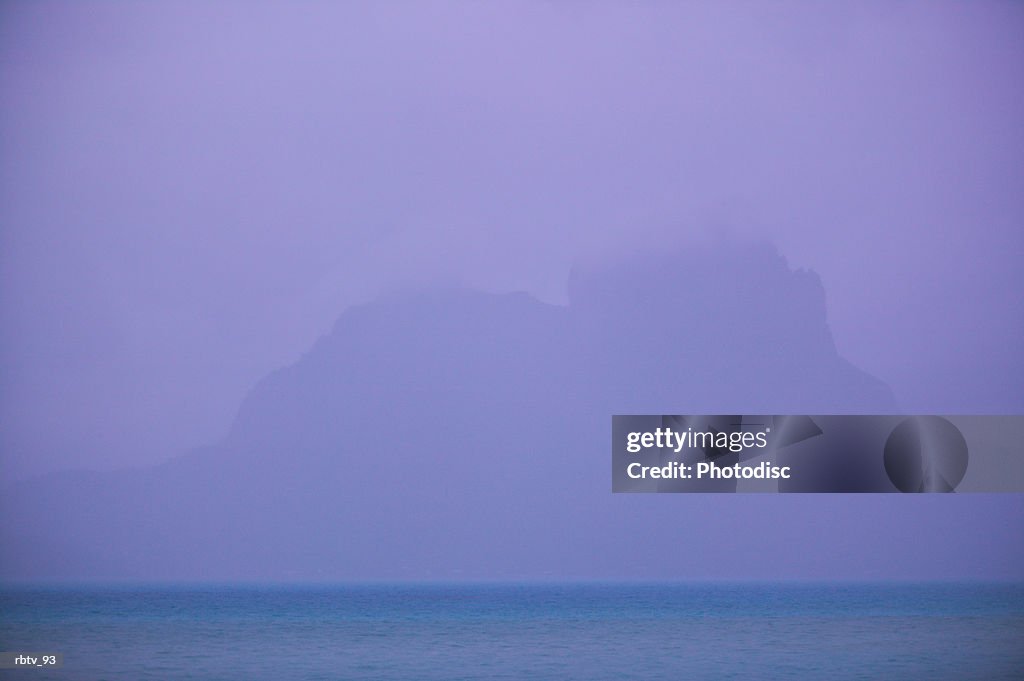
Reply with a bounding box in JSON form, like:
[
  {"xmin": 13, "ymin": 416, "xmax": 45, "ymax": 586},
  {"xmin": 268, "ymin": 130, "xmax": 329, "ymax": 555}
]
[{"xmin": 2, "ymin": 583, "xmax": 1022, "ymax": 680}]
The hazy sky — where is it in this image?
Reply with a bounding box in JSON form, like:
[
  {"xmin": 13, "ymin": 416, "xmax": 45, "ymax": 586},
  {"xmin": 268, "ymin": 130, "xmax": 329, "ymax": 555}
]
[{"xmin": 1, "ymin": 1, "xmax": 1022, "ymax": 481}]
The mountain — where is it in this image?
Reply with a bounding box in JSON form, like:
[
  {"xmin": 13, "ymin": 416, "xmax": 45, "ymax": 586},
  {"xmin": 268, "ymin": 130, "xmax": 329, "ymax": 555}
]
[{"xmin": 0, "ymin": 243, "xmax": 897, "ymax": 580}]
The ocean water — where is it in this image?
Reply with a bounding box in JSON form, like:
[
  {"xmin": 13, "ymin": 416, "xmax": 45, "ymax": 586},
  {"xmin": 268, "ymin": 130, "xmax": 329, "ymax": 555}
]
[{"xmin": 1, "ymin": 583, "xmax": 1022, "ymax": 680}]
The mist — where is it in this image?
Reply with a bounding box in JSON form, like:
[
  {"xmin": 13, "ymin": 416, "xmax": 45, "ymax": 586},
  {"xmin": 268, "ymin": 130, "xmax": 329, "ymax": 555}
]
[{"xmin": 2, "ymin": 0, "xmax": 1021, "ymax": 486}]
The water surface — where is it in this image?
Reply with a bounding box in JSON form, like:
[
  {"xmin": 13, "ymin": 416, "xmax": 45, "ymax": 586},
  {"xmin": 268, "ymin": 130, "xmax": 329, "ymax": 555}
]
[{"xmin": 2, "ymin": 583, "xmax": 1021, "ymax": 680}]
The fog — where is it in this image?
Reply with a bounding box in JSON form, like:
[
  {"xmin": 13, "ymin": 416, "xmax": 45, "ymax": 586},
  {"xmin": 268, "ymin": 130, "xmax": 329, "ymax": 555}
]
[{"xmin": 2, "ymin": 1, "xmax": 1022, "ymax": 483}]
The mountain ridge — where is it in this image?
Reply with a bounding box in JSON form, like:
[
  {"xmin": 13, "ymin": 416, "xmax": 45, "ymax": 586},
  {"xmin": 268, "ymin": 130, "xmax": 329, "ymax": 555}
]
[{"xmin": 0, "ymin": 243, "xmax": 901, "ymax": 580}]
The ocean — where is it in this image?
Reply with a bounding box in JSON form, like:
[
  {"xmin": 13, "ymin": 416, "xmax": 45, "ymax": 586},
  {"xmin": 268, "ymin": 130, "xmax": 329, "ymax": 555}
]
[{"xmin": 2, "ymin": 583, "xmax": 1022, "ymax": 680}]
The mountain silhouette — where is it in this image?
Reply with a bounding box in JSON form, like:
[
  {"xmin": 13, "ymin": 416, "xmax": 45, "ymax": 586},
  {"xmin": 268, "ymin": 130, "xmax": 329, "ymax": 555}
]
[{"xmin": 0, "ymin": 243, "xmax": 897, "ymax": 580}]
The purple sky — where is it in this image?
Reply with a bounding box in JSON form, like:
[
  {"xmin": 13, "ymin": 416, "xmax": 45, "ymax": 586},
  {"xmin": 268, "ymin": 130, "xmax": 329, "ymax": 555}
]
[{"xmin": 1, "ymin": 1, "xmax": 1022, "ymax": 482}]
